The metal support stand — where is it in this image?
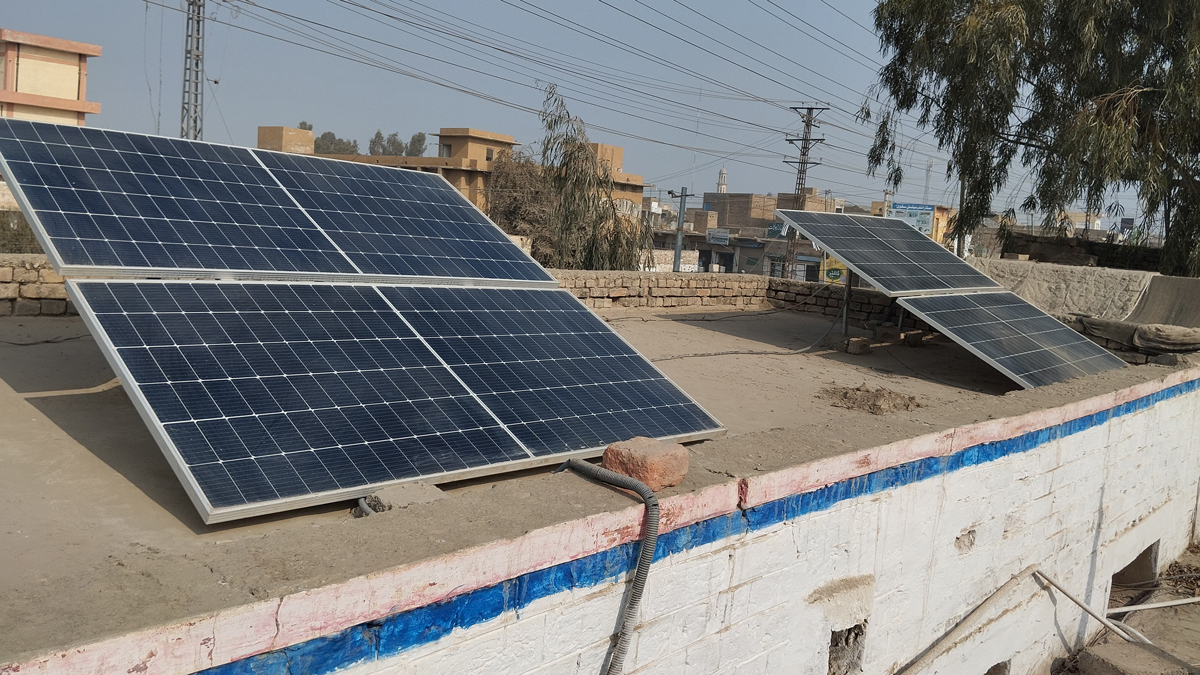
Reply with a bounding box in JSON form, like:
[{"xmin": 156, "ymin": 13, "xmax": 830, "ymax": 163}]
[
  {"xmin": 898, "ymin": 307, "xmax": 906, "ymax": 331},
  {"xmin": 842, "ymin": 271, "xmax": 853, "ymax": 336}
]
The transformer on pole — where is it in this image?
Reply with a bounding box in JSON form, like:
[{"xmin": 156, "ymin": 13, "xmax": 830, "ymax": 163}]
[{"xmin": 181, "ymin": 0, "xmax": 205, "ymax": 140}]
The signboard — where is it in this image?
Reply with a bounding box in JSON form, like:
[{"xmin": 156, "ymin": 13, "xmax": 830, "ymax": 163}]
[
  {"xmin": 734, "ymin": 240, "xmax": 764, "ymax": 249},
  {"xmin": 888, "ymin": 203, "xmax": 935, "ymax": 235},
  {"xmin": 767, "ymin": 222, "xmax": 787, "ymax": 239},
  {"xmin": 706, "ymin": 228, "xmax": 730, "ymax": 245},
  {"xmin": 822, "ymin": 255, "xmax": 848, "ymax": 284}
]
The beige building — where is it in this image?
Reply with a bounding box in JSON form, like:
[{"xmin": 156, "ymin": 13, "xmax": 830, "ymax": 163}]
[
  {"xmin": 257, "ymin": 126, "xmax": 645, "ymax": 214},
  {"xmin": 0, "ymin": 29, "xmax": 101, "ymax": 125}
]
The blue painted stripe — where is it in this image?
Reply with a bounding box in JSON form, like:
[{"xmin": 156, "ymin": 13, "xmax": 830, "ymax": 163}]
[{"xmin": 196, "ymin": 376, "xmax": 1199, "ymax": 675}]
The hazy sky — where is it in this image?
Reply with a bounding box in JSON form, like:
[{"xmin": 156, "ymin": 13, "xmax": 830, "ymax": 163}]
[{"xmin": 9, "ymin": 0, "xmax": 1023, "ymax": 212}]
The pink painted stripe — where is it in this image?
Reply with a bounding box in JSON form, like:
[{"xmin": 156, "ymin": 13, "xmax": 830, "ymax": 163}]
[{"xmin": 2, "ymin": 480, "xmax": 739, "ymax": 675}]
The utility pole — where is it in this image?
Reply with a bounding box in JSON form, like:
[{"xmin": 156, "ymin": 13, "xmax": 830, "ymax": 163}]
[
  {"xmin": 783, "ymin": 104, "xmax": 828, "ymax": 279},
  {"xmin": 923, "ymin": 159, "xmax": 933, "ymax": 204},
  {"xmin": 955, "ymin": 175, "xmax": 966, "ymax": 257},
  {"xmin": 181, "ymin": 0, "xmax": 205, "ymax": 140},
  {"xmin": 882, "ymin": 189, "xmax": 894, "ymax": 215},
  {"xmin": 670, "ymin": 187, "xmax": 690, "ymax": 273}
]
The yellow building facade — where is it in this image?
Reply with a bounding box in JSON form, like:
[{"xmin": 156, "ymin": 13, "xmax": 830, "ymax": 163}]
[{"xmin": 0, "ymin": 29, "xmax": 101, "ymax": 125}]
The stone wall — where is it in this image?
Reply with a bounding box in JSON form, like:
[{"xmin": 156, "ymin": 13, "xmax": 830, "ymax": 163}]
[
  {"xmin": 552, "ymin": 270, "xmax": 769, "ymax": 309},
  {"xmin": 0, "ymin": 254, "xmax": 73, "ymax": 317}
]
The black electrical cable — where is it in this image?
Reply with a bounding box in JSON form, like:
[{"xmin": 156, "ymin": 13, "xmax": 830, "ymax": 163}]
[{"xmin": 555, "ymin": 459, "xmax": 659, "ymax": 675}]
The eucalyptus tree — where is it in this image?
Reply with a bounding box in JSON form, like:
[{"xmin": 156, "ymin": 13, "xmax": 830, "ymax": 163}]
[
  {"xmin": 865, "ymin": 0, "xmax": 1200, "ymax": 274},
  {"xmin": 539, "ymin": 85, "xmax": 651, "ymax": 270}
]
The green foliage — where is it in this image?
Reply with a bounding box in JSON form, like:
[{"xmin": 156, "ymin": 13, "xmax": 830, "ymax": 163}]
[
  {"xmin": 301, "ymin": 122, "xmax": 359, "ymax": 155},
  {"xmin": 485, "ymin": 147, "xmax": 555, "ymax": 258},
  {"xmin": 866, "ymin": 0, "xmax": 1200, "ymax": 275},
  {"xmin": 537, "ymin": 85, "xmax": 650, "ymax": 270},
  {"xmin": 406, "ymin": 132, "xmax": 427, "ymax": 157}
]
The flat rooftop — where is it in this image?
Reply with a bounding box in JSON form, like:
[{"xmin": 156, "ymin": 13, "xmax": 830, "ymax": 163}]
[{"xmin": 0, "ymin": 306, "xmax": 1173, "ymax": 661}]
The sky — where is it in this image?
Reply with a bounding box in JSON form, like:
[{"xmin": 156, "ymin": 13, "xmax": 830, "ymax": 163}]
[{"xmin": 8, "ymin": 0, "xmax": 1045, "ymax": 214}]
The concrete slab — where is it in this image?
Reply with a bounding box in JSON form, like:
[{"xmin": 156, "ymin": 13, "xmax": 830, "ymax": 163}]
[{"xmin": 0, "ymin": 309, "xmax": 1178, "ymax": 661}]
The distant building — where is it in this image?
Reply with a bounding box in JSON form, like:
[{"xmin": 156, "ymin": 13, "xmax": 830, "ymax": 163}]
[
  {"xmin": 716, "ymin": 167, "xmax": 727, "ymax": 193},
  {"xmin": 257, "ymin": 126, "xmax": 645, "ymax": 214},
  {"xmin": 647, "ymin": 186, "xmax": 860, "ymax": 277},
  {"xmin": 0, "ymin": 29, "xmax": 101, "ymax": 125}
]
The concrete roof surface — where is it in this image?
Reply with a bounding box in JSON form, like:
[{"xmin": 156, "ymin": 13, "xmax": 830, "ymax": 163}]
[{"xmin": 0, "ymin": 307, "xmax": 1173, "ymax": 661}]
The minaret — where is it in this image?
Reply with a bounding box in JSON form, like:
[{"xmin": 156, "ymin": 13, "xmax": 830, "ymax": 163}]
[{"xmin": 717, "ymin": 167, "xmax": 727, "ymax": 193}]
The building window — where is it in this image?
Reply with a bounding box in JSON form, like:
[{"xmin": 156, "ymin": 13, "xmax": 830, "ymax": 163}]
[
  {"xmin": 439, "ymin": 143, "xmax": 452, "ymax": 158},
  {"xmin": 486, "ymin": 148, "xmax": 495, "ymax": 162}
]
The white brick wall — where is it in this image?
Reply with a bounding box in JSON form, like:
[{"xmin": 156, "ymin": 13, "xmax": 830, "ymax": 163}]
[{"xmin": 339, "ymin": 388, "xmax": 1200, "ymax": 675}]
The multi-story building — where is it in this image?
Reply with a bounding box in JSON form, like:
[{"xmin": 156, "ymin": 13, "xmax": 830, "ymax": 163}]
[
  {"xmin": 0, "ymin": 29, "xmax": 101, "ymax": 125},
  {"xmin": 257, "ymin": 126, "xmax": 645, "ymax": 214}
]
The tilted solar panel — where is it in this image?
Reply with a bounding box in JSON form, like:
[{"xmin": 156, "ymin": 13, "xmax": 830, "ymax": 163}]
[
  {"xmin": 0, "ymin": 119, "xmax": 357, "ymax": 276},
  {"xmin": 898, "ymin": 292, "xmax": 1125, "ymax": 388},
  {"xmin": 254, "ymin": 150, "xmax": 554, "ymax": 283},
  {"xmin": 378, "ymin": 286, "xmax": 721, "ymax": 455},
  {"xmin": 69, "ymin": 280, "xmax": 723, "ymax": 522},
  {"xmin": 775, "ymin": 210, "xmax": 1001, "ymax": 296},
  {"xmin": 0, "ymin": 119, "xmax": 554, "ymax": 286}
]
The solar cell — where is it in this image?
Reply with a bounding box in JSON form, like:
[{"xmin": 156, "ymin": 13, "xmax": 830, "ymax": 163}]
[
  {"xmin": 251, "ymin": 150, "xmax": 555, "ymax": 283},
  {"xmin": 0, "ymin": 118, "xmax": 357, "ymax": 276},
  {"xmin": 70, "ymin": 280, "xmax": 723, "ymax": 521},
  {"xmin": 71, "ymin": 280, "xmax": 530, "ymax": 522},
  {"xmin": 898, "ymin": 292, "xmax": 1125, "ymax": 388},
  {"xmin": 775, "ymin": 210, "xmax": 1001, "ymax": 295},
  {"xmin": 378, "ymin": 286, "xmax": 721, "ymax": 455}
]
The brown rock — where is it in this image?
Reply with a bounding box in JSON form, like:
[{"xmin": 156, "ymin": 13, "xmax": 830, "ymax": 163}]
[{"xmin": 601, "ymin": 436, "xmax": 689, "ymax": 492}]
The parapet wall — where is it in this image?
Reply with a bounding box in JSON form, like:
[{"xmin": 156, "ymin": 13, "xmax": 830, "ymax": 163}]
[
  {"xmin": 10, "ymin": 369, "xmax": 1200, "ymax": 675},
  {"xmin": 0, "ymin": 254, "xmax": 74, "ymax": 317}
]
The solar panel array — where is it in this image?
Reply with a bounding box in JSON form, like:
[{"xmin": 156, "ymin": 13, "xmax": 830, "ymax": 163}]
[
  {"xmin": 0, "ymin": 120, "xmax": 722, "ymax": 522},
  {"xmin": 898, "ymin": 293, "xmax": 1126, "ymax": 388},
  {"xmin": 0, "ymin": 118, "xmax": 552, "ymax": 284},
  {"xmin": 774, "ymin": 209, "xmax": 1124, "ymax": 389},
  {"xmin": 775, "ymin": 209, "xmax": 1001, "ymax": 295}
]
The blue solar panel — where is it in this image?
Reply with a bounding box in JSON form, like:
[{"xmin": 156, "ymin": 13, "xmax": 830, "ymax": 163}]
[
  {"xmin": 0, "ymin": 119, "xmax": 357, "ymax": 275},
  {"xmin": 72, "ymin": 280, "xmax": 529, "ymax": 520},
  {"xmin": 253, "ymin": 150, "xmax": 554, "ymax": 283},
  {"xmin": 378, "ymin": 286, "xmax": 721, "ymax": 456},
  {"xmin": 775, "ymin": 210, "xmax": 1001, "ymax": 295},
  {"xmin": 898, "ymin": 292, "xmax": 1125, "ymax": 388},
  {"xmin": 71, "ymin": 280, "xmax": 722, "ymax": 521}
]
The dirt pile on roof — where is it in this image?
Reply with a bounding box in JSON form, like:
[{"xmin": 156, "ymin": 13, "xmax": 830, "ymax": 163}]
[{"xmin": 820, "ymin": 385, "xmax": 920, "ymax": 415}]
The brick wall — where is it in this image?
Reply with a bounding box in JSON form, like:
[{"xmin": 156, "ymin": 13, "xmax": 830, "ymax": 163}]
[{"xmin": 0, "ymin": 254, "xmax": 74, "ymax": 316}]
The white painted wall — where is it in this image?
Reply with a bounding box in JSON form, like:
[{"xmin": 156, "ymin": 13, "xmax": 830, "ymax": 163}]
[{"xmin": 338, "ymin": 388, "xmax": 1200, "ymax": 675}]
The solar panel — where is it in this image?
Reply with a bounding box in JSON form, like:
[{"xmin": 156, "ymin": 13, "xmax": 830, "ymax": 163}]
[
  {"xmin": 254, "ymin": 150, "xmax": 554, "ymax": 283},
  {"xmin": 69, "ymin": 280, "xmax": 723, "ymax": 522},
  {"xmin": 898, "ymin": 292, "xmax": 1125, "ymax": 388},
  {"xmin": 0, "ymin": 119, "xmax": 555, "ymax": 286},
  {"xmin": 0, "ymin": 119, "xmax": 357, "ymax": 277},
  {"xmin": 775, "ymin": 210, "xmax": 1001, "ymax": 296},
  {"xmin": 378, "ymin": 286, "xmax": 721, "ymax": 455}
]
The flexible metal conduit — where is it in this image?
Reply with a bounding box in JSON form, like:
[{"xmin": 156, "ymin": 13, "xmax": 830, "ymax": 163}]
[{"xmin": 557, "ymin": 459, "xmax": 660, "ymax": 675}]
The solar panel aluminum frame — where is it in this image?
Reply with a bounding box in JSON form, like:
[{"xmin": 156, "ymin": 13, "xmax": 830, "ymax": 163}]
[
  {"xmin": 773, "ymin": 209, "xmax": 1001, "ymax": 297},
  {"xmin": 0, "ymin": 129, "xmax": 557, "ymax": 290},
  {"xmin": 66, "ymin": 279, "xmax": 725, "ymax": 523},
  {"xmin": 896, "ymin": 292, "xmax": 1122, "ymax": 390}
]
